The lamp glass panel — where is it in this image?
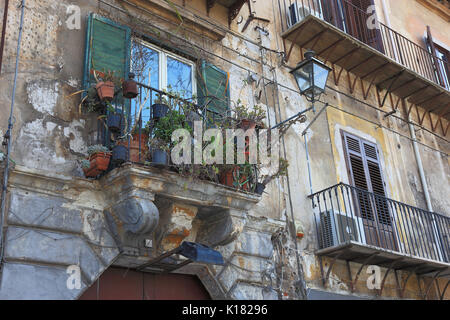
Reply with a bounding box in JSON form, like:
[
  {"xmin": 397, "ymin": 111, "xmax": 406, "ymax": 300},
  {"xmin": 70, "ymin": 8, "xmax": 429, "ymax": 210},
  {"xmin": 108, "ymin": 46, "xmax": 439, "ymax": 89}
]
[
  {"xmin": 293, "ymin": 62, "xmax": 313, "ymax": 93},
  {"xmin": 313, "ymin": 62, "xmax": 330, "ymax": 93}
]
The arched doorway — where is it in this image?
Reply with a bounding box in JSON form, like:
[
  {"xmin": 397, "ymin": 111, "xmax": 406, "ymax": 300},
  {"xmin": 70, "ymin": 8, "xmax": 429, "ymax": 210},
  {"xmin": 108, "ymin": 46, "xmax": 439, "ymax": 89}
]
[{"xmin": 79, "ymin": 267, "xmax": 211, "ymax": 300}]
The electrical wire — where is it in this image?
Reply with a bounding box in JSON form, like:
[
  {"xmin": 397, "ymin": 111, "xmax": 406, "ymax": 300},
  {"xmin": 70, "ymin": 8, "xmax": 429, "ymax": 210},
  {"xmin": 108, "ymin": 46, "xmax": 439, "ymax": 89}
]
[
  {"xmin": 0, "ymin": 0, "xmax": 26, "ymax": 268},
  {"xmin": 96, "ymin": 0, "xmax": 449, "ymax": 153}
]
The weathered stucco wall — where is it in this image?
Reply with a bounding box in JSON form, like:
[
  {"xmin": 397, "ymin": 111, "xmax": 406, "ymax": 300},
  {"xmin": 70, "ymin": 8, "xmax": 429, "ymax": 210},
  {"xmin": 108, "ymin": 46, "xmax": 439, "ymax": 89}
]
[{"xmin": 0, "ymin": 0, "xmax": 448, "ymax": 299}]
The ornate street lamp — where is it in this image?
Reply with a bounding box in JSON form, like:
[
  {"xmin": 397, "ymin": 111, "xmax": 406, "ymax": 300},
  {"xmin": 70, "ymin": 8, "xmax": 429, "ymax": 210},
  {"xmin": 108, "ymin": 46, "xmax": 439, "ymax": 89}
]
[
  {"xmin": 272, "ymin": 50, "xmax": 331, "ymax": 130},
  {"xmin": 290, "ymin": 50, "xmax": 331, "ymax": 103}
]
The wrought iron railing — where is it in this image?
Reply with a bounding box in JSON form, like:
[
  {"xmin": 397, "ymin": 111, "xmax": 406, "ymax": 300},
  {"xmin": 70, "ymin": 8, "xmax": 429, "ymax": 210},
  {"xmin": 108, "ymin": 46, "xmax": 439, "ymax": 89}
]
[
  {"xmin": 93, "ymin": 82, "xmax": 260, "ymax": 192},
  {"xmin": 309, "ymin": 183, "xmax": 450, "ymax": 263},
  {"xmin": 279, "ymin": 0, "xmax": 450, "ymax": 90},
  {"xmin": 96, "ymin": 82, "xmax": 208, "ymax": 164}
]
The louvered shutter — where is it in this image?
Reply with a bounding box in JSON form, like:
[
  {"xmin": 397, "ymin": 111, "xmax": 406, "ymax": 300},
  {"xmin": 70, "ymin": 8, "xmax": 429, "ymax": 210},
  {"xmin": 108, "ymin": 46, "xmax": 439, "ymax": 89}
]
[
  {"xmin": 197, "ymin": 61, "xmax": 230, "ymax": 124},
  {"xmin": 343, "ymin": 132, "xmax": 397, "ymax": 250},
  {"xmin": 83, "ymin": 14, "xmax": 131, "ymax": 91},
  {"xmin": 343, "ymin": 133, "xmax": 374, "ymax": 221},
  {"xmin": 426, "ymin": 26, "xmax": 446, "ymax": 87}
]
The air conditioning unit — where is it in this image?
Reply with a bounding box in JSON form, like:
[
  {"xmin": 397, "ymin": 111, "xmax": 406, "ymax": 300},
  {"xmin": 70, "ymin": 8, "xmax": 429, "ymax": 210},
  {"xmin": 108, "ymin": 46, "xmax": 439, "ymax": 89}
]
[
  {"xmin": 317, "ymin": 210, "xmax": 366, "ymax": 249},
  {"xmin": 287, "ymin": 2, "xmax": 323, "ymax": 28}
]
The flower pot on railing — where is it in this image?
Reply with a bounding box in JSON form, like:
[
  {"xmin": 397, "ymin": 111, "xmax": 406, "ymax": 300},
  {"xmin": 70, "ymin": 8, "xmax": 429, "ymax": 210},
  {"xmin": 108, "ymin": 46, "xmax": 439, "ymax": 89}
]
[
  {"xmin": 129, "ymin": 133, "xmax": 149, "ymax": 163},
  {"xmin": 111, "ymin": 145, "xmax": 128, "ymax": 165},
  {"xmin": 122, "ymin": 73, "xmax": 138, "ymax": 99},
  {"xmin": 106, "ymin": 113, "xmax": 122, "ymax": 133},
  {"xmin": 219, "ymin": 168, "xmax": 236, "ymax": 188},
  {"xmin": 219, "ymin": 167, "xmax": 249, "ymax": 191},
  {"xmin": 151, "ymin": 104, "xmax": 169, "ymax": 120},
  {"xmin": 151, "ymin": 148, "xmax": 168, "ymax": 167},
  {"xmin": 96, "ymin": 81, "xmax": 115, "ymax": 101},
  {"xmin": 83, "ymin": 151, "xmax": 111, "ymax": 178}
]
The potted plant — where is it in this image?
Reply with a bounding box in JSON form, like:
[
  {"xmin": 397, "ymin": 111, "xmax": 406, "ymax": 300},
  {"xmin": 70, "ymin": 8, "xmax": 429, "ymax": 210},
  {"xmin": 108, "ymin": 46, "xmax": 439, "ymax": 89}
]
[
  {"xmin": 234, "ymin": 101, "xmax": 266, "ymax": 131},
  {"xmin": 256, "ymin": 158, "xmax": 289, "ymax": 195},
  {"xmin": 149, "ymin": 138, "xmax": 169, "ymax": 167},
  {"xmin": 111, "ymin": 143, "xmax": 128, "ymax": 166},
  {"xmin": 127, "ymin": 123, "xmax": 150, "ymax": 163},
  {"xmin": 82, "ymin": 145, "xmax": 111, "ymax": 178},
  {"xmin": 122, "ymin": 73, "xmax": 139, "ymax": 99},
  {"xmin": 151, "ymin": 92, "xmax": 170, "ymax": 121},
  {"xmin": 106, "ymin": 107, "xmax": 123, "ymax": 133},
  {"xmin": 95, "ymin": 70, "xmax": 118, "ymax": 102}
]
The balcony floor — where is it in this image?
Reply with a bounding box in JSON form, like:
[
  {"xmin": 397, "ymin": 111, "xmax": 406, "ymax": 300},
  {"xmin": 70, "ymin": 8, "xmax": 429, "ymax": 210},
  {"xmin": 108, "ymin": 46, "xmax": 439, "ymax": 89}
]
[
  {"xmin": 317, "ymin": 241, "xmax": 450, "ymax": 277},
  {"xmin": 282, "ymin": 15, "xmax": 450, "ymax": 120}
]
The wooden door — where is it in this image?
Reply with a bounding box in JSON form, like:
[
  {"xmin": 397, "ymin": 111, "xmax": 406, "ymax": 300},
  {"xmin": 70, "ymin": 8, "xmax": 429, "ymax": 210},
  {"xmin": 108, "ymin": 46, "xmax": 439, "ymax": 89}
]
[
  {"xmin": 342, "ymin": 131, "xmax": 397, "ymax": 251},
  {"xmin": 79, "ymin": 267, "xmax": 211, "ymax": 300}
]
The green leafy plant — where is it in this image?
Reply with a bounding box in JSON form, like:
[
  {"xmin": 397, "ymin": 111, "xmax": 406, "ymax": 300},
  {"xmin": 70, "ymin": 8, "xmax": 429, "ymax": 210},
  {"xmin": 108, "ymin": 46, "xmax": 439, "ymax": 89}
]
[
  {"xmin": 87, "ymin": 145, "xmax": 110, "ymax": 156},
  {"xmin": 81, "ymin": 159, "xmax": 91, "ymax": 169},
  {"xmin": 234, "ymin": 100, "xmax": 266, "ymax": 123}
]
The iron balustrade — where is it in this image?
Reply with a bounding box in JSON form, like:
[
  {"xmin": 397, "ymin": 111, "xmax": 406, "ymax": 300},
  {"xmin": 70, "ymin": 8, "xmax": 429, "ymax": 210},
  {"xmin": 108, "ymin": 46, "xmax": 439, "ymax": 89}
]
[
  {"xmin": 309, "ymin": 183, "xmax": 450, "ymax": 263},
  {"xmin": 97, "ymin": 82, "xmax": 216, "ymax": 164},
  {"xmin": 279, "ymin": 0, "xmax": 450, "ymax": 90}
]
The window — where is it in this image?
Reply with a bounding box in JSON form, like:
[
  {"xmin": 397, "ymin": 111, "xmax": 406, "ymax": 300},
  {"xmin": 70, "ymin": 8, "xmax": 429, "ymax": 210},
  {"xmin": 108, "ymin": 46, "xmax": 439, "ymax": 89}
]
[
  {"xmin": 426, "ymin": 26, "xmax": 450, "ymax": 90},
  {"xmin": 433, "ymin": 44, "xmax": 450, "ymax": 89},
  {"xmin": 130, "ymin": 40, "xmax": 196, "ymax": 126},
  {"xmin": 341, "ymin": 131, "xmax": 397, "ymax": 251}
]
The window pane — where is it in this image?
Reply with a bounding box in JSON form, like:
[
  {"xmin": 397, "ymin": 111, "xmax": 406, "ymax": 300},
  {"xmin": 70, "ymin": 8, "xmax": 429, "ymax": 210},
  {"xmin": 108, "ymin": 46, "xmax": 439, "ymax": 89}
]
[
  {"xmin": 167, "ymin": 56, "xmax": 193, "ymax": 99},
  {"xmin": 131, "ymin": 42, "xmax": 159, "ymax": 127}
]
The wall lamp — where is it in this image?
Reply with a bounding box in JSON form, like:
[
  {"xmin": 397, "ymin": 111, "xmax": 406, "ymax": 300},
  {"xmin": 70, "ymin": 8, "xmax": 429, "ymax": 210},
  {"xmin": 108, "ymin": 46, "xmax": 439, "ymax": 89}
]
[{"xmin": 272, "ymin": 50, "xmax": 331, "ymax": 130}]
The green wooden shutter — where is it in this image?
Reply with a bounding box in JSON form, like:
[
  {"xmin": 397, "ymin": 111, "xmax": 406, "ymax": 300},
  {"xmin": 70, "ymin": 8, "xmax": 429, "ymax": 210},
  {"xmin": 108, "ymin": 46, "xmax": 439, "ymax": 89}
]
[
  {"xmin": 197, "ymin": 61, "xmax": 230, "ymax": 122},
  {"xmin": 83, "ymin": 14, "xmax": 131, "ymax": 90}
]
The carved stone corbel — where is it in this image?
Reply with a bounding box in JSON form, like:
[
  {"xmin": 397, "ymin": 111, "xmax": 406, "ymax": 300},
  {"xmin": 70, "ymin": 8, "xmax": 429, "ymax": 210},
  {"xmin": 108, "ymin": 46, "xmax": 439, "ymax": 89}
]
[{"xmin": 104, "ymin": 187, "xmax": 159, "ymax": 251}]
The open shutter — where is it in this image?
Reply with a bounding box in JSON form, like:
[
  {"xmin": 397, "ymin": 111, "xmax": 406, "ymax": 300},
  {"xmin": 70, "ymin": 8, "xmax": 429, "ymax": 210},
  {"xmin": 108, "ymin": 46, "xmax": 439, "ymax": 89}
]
[
  {"xmin": 343, "ymin": 132, "xmax": 374, "ymax": 221},
  {"xmin": 197, "ymin": 61, "xmax": 230, "ymax": 123},
  {"xmin": 426, "ymin": 26, "xmax": 447, "ymax": 88},
  {"xmin": 83, "ymin": 14, "xmax": 131, "ymax": 91},
  {"xmin": 343, "ymin": 131, "xmax": 397, "ymax": 250}
]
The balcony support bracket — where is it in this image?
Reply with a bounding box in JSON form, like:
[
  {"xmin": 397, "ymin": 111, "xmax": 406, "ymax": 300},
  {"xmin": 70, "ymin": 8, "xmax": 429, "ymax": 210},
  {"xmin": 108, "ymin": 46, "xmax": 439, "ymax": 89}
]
[
  {"xmin": 350, "ymin": 253, "xmax": 379, "ymax": 293},
  {"xmin": 440, "ymin": 280, "xmax": 450, "ymax": 300},
  {"xmin": 424, "ymin": 268, "xmax": 446, "ymax": 300},
  {"xmin": 321, "ymin": 252, "xmax": 344, "ymax": 288},
  {"xmin": 378, "ymin": 259, "xmax": 404, "ymax": 297}
]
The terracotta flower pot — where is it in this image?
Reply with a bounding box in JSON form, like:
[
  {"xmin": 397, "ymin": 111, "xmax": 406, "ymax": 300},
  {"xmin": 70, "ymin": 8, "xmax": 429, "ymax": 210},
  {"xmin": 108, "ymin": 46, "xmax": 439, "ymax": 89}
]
[
  {"xmin": 219, "ymin": 168, "xmax": 236, "ymax": 187},
  {"xmin": 219, "ymin": 167, "xmax": 249, "ymax": 191},
  {"xmin": 122, "ymin": 79, "xmax": 138, "ymax": 99},
  {"xmin": 96, "ymin": 81, "xmax": 115, "ymax": 101},
  {"xmin": 83, "ymin": 152, "xmax": 111, "ymax": 178},
  {"xmin": 118, "ymin": 134, "xmax": 148, "ymax": 163}
]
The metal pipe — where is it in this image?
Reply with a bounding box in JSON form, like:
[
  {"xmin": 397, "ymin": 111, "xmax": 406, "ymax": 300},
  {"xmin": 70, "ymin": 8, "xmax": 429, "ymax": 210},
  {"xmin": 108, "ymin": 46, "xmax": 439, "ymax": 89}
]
[
  {"xmin": 0, "ymin": 0, "xmax": 26, "ymax": 265},
  {"xmin": 408, "ymin": 117, "xmax": 433, "ymax": 212},
  {"xmin": 0, "ymin": 0, "xmax": 9, "ymax": 74}
]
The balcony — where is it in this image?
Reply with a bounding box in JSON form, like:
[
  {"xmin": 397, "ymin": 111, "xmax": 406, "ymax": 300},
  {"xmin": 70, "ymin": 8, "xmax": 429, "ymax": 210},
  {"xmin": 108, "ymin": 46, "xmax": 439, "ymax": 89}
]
[
  {"xmin": 280, "ymin": 0, "xmax": 450, "ymax": 122},
  {"xmin": 309, "ymin": 183, "xmax": 450, "ymax": 286}
]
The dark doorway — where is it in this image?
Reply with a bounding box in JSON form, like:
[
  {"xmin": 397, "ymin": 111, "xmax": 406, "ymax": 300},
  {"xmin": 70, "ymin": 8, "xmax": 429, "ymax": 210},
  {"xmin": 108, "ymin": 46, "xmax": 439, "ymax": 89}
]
[{"xmin": 79, "ymin": 267, "xmax": 212, "ymax": 300}]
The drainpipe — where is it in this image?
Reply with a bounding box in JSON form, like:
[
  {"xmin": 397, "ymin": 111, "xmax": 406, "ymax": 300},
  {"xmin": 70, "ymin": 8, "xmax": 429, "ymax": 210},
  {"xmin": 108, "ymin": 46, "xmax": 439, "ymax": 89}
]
[
  {"xmin": 0, "ymin": 0, "xmax": 9, "ymax": 74},
  {"xmin": 408, "ymin": 117, "xmax": 433, "ymax": 212},
  {"xmin": 0, "ymin": 0, "xmax": 25, "ymax": 265}
]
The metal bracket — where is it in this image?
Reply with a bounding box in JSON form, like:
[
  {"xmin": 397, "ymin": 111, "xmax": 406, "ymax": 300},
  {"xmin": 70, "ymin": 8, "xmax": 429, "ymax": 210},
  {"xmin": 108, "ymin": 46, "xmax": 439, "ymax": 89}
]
[{"xmin": 350, "ymin": 253, "xmax": 379, "ymax": 292}]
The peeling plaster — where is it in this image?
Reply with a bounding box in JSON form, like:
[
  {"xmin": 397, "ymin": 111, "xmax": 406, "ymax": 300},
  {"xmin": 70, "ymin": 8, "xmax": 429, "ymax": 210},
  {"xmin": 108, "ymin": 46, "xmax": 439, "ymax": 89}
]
[{"xmin": 26, "ymin": 80, "xmax": 59, "ymax": 115}]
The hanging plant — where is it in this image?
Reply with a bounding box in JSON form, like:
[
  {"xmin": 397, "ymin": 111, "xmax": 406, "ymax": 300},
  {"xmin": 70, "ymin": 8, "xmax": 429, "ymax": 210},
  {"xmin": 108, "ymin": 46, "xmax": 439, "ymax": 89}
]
[{"xmin": 82, "ymin": 145, "xmax": 111, "ymax": 178}]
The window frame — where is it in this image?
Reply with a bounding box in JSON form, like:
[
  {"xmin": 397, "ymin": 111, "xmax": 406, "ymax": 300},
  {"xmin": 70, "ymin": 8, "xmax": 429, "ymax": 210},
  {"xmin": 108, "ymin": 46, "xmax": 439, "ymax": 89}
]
[{"xmin": 131, "ymin": 38, "xmax": 197, "ymax": 97}]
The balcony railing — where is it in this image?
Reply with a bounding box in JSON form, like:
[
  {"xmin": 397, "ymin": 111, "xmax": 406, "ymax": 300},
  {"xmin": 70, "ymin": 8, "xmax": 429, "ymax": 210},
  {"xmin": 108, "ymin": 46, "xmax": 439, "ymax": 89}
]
[
  {"xmin": 93, "ymin": 82, "xmax": 260, "ymax": 192},
  {"xmin": 280, "ymin": 0, "xmax": 450, "ymax": 90},
  {"xmin": 309, "ymin": 183, "xmax": 450, "ymax": 263}
]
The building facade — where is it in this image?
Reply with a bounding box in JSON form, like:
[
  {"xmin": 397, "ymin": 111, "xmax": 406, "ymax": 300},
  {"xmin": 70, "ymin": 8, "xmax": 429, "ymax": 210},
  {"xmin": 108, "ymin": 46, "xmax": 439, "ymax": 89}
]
[{"xmin": 0, "ymin": 0, "xmax": 449, "ymax": 300}]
